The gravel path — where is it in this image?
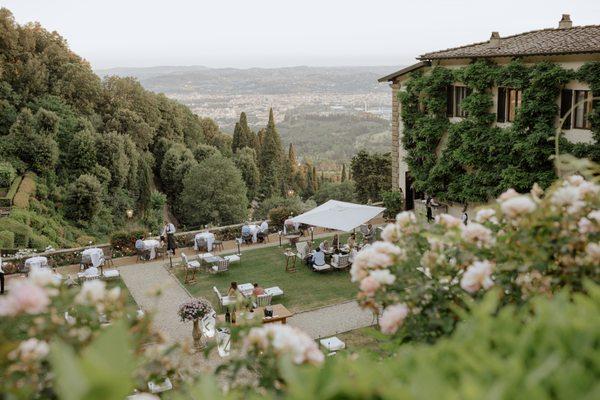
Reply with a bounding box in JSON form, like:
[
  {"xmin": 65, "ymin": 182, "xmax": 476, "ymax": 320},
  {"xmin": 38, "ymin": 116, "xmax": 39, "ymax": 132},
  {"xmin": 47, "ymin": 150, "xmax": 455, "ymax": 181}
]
[
  {"xmin": 288, "ymin": 300, "xmax": 376, "ymax": 339},
  {"xmin": 119, "ymin": 260, "xmax": 191, "ymax": 343}
]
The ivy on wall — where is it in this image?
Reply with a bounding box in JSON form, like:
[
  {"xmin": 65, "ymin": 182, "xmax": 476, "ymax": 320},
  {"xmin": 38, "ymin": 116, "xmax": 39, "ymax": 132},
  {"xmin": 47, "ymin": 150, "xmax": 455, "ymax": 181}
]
[{"xmin": 399, "ymin": 60, "xmax": 600, "ymax": 203}]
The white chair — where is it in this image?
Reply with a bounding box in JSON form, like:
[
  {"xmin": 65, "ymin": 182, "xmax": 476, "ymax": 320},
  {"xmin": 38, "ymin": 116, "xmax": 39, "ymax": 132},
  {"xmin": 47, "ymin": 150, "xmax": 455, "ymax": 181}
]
[
  {"xmin": 213, "ymin": 286, "xmax": 227, "ymax": 311},
  {"xmin": 295, "ymin": 242, "xmax": 308, "ymax": 261},
  {"xmin": 265, "ymin": 286, "xmax": 284, "ymax": 297},
  {"xmin": 313, "ymin": 263, "xmax": 332, "ymax": 272},
  {"xmin": 332, "ymin": 254, "xmax": 350, "ymax": 270},
  {"xmin": 320, "ymin": 336, "xmax": 346, "ymax": 352},
  {"xmin": 102, "ymin": 269, "xmax": 120, "ymax": 280},
  {"xmin": 253, "ymin": 294, "xmax": 272, "ymax": 308},
  {"xmin": 196, "ymin": 237, "xmax": 208, "ymax": 253},
  {"xmin": 182, "ymin": 253, "xmax": 201, "ymax": 283}
]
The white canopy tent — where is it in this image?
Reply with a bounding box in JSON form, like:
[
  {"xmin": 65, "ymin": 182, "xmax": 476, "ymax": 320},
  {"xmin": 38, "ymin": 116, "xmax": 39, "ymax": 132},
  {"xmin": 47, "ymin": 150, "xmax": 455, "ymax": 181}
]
[{"xmin": 290, "ymin": 200, "xmax": 385, "ymax": 232}]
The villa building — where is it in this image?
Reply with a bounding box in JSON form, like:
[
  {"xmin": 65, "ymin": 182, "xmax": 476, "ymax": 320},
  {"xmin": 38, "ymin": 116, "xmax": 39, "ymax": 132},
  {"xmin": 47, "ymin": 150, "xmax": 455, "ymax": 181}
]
[{"xmin": 379, "ymin": 14, "xmax": 600, "ymax": 211}]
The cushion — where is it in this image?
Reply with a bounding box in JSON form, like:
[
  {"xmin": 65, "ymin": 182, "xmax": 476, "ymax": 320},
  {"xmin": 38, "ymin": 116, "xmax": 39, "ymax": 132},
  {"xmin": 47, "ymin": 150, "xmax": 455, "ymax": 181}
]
[
  {"xmin": 188, "ymin": 261, "xmax": 201, "ymax": 269},
  {"xmin": 147, "ymin": 377, "xmax": 173, "ymax": 394},
  {"xmin": 320, "ymin": 336, "xmax": 345, "ymax": 351},
  {"xmin": 265, "ymin": 286, "xmax": 284, "ymax": 297},
  {"xmin": 103, "ymin": 269, "xmax": 120, "ymax": 279},
  {"xmin": 198, "ymin": 253, "xmax": 215, "ymax": 259},
  {"xmin": 313, "ymin": 263, "xmax": 331, "ymax": 271},
  {"xmin": 224, "ymin": 255, "xmax": 240, "ymax": 263}
]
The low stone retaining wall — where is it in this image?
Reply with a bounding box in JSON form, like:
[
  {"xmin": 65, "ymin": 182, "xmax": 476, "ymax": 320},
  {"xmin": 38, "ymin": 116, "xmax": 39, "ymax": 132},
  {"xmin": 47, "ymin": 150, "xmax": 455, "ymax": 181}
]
[{"xmin": 1, "ymin": 220, "xmax": 264, "ymax": 274}]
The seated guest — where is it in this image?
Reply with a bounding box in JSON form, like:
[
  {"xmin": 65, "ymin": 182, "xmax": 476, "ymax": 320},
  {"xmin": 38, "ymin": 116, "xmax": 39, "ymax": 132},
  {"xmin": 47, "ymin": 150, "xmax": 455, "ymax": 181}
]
[
  {"xmin": 303, "ymin": 241, "xmax": 314, "ymax": 265},
  {"xmin": 252, "ymin": 283, "xmax": 266, "ymax": 296},
  {"xmin": 347, "ymin": 233, "xmax": 356, "ymax": 249},
  {"xmin": 332, "ymin": 234, "xmax": 340, "ymax": 250},
  {"xmin": 364, "ymin": 224, "xmax": 374, "ymax": 243},
  {"xmin": 310, "ymin": 247, "xmax": 326, "ymax": 267},
  {"xmin": 319, "ymin": 240, "xmax": 330, "ymax": 252},
  {"xmin": 135, "ymin": 236, "xmax": 145, "ymax": 251},
  {"xmin": 257, "ymin": 220, "xmax": 269, "ymax": 243}
]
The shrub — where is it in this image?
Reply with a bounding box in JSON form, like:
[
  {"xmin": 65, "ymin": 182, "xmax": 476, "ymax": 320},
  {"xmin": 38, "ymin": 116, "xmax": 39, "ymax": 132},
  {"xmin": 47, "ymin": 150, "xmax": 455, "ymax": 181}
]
[
  {"xmin": 110, "ymin": 229, "xmax": 147, "ymax": 255},
  {"xmin": 268, "ymin": 205, "xmax": 296, "ymax": 230},
  {"xmin": 0, "ymin": 230, "xmax": 15, "ymax": 249},
  {"xmin": 28, "ymin": 233, "xmax": 52, "ymax": 251},
  {"xmin": 312, "ymin": 181, "xmax": 356, "ymax": 205},
  {"xmin": 0, "ymin": 161, "xmax": 16, "ymax": 187},
  {"xmin": 0, "ymin": 175, "xmax": 22, "ymax": 207},
  {"xmin": 65, "ymin": 174, "xmax": 102, "ymax": 222},
  {"xmin": 2, "ymin": 218, "xmax": 32, "ymax": 248},
  {"xmin": 382, "ymin": 190, "xmax": 404, "ymax": 219}
]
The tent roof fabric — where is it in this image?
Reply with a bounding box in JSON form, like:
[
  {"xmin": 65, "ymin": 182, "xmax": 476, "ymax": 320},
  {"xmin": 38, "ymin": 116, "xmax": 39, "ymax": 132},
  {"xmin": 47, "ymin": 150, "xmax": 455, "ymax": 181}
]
[{"xmin": 290, "ymin": 200, "xmax": 385, "ymax": 232}]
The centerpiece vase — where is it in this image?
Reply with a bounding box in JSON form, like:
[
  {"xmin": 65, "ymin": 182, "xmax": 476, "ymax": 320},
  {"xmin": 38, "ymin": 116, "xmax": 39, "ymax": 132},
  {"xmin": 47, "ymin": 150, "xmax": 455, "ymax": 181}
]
[{"xmin": 192, "ymin": 319, "xmax": 204, "ymax": 350}]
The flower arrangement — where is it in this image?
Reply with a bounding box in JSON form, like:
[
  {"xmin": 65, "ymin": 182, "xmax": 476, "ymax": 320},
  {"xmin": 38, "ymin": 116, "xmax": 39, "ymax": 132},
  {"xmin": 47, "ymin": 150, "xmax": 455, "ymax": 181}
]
[
  {"xmin": 354, "ymin": 175, "xmax": 600, "ymax": 341},
  {"xmin": 178, "ymin": 298, "xmax": 212, "ymax": 322}
]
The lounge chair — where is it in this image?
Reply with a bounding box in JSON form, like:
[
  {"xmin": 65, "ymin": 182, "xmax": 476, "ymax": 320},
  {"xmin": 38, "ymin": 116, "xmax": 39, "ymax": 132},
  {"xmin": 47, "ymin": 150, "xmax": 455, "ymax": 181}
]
[
  {"xmin": 223, "ymin": 254, "xmax": 241, "ymax": 265},
  {"xmin": 295, "ymin": 242, "xmax": 308, "ymax": 261},
  {"xmin": 213, "ymin": 286, "xmax": 228, "ymax": 312},
  {"xmin": 182, "ymin": 253, "xmax": 201, "ymax": 283},
  {"xmin": 209, "ymin": 259, "xmax": 229, "ymax": 274},
  {"xmin": 265, "ymin": 286, "xmax": 284, "ymax": 297},
  {"xmin": 332, "ymin": 254, "xmax": 350, "ymax": 270},
  {"xmin": 102, "ymin": 269, "xmax": 120, "ymax": 280},
  {"xmin": 253, "ymin": 294, "xmax": 272, "ymax": 308},
  {"xmin": 77, "ymin": 271, "xmax": 101, "ymax": 282},
  {"xmin": 312, "ymin": 262, "xmax": 332, "ymax": 272}
]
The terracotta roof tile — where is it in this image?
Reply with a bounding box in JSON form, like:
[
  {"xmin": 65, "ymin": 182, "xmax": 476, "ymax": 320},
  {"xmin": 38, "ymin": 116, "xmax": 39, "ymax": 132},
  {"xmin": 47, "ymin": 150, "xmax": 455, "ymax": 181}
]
[{"xmin": 418, "ymin": 25, "xmax": 600, "ymax": 60}]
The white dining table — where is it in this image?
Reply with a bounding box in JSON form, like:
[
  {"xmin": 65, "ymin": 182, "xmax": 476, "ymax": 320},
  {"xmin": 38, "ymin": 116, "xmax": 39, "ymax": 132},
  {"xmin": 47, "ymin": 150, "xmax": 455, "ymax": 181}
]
[
  {"xmin": 25, "ymin": 256, "xmax": 49, "ymax": 270},
  {"xmin": 194, "ymin": 232, "xmax": 215, "ymax": 251},
  {"xmin": 143, "ymin": 239, "xmax": 161, "ymax": 260},
  {"xmin": 81, "ymin": 248, "xmax": 104, "ymax": 268}
]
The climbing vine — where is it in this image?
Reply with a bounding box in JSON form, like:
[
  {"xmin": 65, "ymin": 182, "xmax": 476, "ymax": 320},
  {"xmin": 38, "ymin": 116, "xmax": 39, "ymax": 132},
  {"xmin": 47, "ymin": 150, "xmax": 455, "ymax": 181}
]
[{"xmin": 399, "ymin": 60, "xmax": 599, "ymax": 203}]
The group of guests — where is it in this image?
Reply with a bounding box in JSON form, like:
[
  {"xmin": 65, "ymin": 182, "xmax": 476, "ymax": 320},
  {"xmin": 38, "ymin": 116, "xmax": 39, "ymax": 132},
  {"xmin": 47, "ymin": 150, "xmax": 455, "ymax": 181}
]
[
  {"xmin": 225, "ymin": 281, "xmax": 267, "ymax": 324},
  {"xmin": 305, "ymin": 233, "xmax": 358, "ymax": 268},
  {"xmin": 241, "ymin": 220, "xmax": 269, "ymax": 243}
]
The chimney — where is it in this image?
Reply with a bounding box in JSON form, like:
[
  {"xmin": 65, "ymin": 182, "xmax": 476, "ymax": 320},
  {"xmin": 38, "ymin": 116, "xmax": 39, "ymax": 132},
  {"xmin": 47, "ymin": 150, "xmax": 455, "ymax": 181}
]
[
  {"xmin": 489, "ymin": 31, "xmax": 501, "ymax": 47},
  {"xmin": 559, "ymin": 14, "xmax": 572, "ymax": 29}
]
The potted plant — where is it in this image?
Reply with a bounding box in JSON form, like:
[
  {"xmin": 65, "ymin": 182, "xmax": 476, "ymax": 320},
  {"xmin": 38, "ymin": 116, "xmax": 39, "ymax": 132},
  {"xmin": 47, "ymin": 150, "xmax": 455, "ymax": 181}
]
[{"xmin": 178, "ymin": 298, "xmax": 213, "ymax": 350}]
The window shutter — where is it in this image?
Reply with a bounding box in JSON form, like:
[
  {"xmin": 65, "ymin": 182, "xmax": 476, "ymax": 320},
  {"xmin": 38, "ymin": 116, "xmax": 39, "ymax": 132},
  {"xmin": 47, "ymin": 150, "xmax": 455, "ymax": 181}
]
[
  {"xmin": 497, "ymin": 87, "xmax": 506, "ymax": 123},
  {"xmin": 446, "ymin": 86, "xmax": 454, "ymax": 117},
  {"xmin": 560, "ymin": 89, "xmax": 573, "ymax": 129}
]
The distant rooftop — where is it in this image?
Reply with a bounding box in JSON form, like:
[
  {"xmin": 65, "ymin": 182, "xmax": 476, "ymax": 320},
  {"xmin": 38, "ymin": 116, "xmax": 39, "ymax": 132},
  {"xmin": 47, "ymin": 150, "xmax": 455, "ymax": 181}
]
[{"xmin": 419, "ymin": 15, "xmax": 600, "ymax": 60}]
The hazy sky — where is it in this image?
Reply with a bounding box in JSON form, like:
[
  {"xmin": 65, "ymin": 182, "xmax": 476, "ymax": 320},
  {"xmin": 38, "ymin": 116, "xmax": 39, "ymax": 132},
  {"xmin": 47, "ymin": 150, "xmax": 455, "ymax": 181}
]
[{"xmin": 2, "ymin": 0, "xmax": 599, "ymax": 69}]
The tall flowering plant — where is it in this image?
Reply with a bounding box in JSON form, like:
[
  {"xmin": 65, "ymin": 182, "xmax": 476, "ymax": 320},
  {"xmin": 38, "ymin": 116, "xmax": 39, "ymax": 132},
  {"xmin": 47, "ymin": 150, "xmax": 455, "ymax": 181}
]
[
  {"xmin": 354, "ymin": 175, "xmax": 600, "ymax": 342},
  {"xmin": 178, "ymin": 298, "xmax": 212, "ymax": 322}
]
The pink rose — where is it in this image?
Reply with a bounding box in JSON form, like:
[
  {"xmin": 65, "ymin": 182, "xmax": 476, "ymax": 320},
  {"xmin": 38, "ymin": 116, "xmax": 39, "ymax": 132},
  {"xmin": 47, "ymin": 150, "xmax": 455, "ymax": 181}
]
[
  {"xmin": 359, "ymin": 276, "xmax": 380, "ymax": 296},
  {"xmin": 379, "ymin": 303, "xmax": 409, "ymax": 335},
  {"xmin": 0, "ymin": 281, "xmax": 50, "ymax": 316}
]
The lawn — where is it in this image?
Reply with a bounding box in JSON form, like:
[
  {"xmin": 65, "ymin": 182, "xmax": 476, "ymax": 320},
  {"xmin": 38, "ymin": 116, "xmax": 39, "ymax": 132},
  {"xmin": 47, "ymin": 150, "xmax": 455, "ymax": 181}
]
[
  {"xmin": 337, "ymin": 326, "xmax": 396, "ymax": 359},
  {"xmin": 175, "ymin": 235, "xmax": 358, "ymax": 312}
]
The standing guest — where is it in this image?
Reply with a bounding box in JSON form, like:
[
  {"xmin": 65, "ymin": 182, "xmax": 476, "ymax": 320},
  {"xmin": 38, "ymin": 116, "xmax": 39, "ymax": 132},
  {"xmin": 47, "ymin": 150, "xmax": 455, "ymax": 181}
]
[
  {"xmin": 0, "ymin": 256, "xmax": 5, "ymax": 295},
  {"xmin": 135, "ymin": 236, "xmax": 145, "ymax": 251},
  {"xmin": 425, "ymin": 195, "xmax": 434, "ymax": 223},
  {"xmin": 364, "ymin": 224, "xmax": 374, "ymax": 243},
  {"xmin": 258, "ymin": 220, "xmax": 269, "ymax": 243},
  {"xmin": 332, "ymin": 234, "xmax": 340, "ymax": 250},
  {"xmin": 252, "ymin": 283, "xmax": 266, "ymax": 296},
  {"xmin": 227, "ymin": 281, "xmax": 243, "ymax": 324},
  {"xmin": 461, "ymin": 204, "xmax": 469, "ymax": 226},
  {"xmin": 304, "ymin": 241, "xmax": 314, "ymax": 265},
  {"xmin": 347, "ymin": 233, "xmax": 356, "ymax": 249},
  {"xmin": 162, "ymin": 220, "xmax": 177, "ymax": 256}
]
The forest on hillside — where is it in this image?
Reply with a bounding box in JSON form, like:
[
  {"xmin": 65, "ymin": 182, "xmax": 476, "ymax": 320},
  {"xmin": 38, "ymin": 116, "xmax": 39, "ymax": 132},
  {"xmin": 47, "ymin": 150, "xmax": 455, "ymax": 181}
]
[{"xmin": 0, "ymin": 8, "xmax": 393, "ymax": 251}]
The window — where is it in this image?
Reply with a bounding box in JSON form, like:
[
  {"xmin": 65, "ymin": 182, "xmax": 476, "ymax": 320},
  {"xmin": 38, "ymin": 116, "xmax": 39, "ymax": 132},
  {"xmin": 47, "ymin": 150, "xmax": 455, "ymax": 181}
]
[
  {"xmin": 560, "ymin": 89, "xmax": 593, "ymax": 129},
  {"xmin": 447, "ymin": 85, "xmax": 470, "ymax": 117},
  {"xmin": 497, "ymin": 87, "xmax": 522, "ymax": 123}
]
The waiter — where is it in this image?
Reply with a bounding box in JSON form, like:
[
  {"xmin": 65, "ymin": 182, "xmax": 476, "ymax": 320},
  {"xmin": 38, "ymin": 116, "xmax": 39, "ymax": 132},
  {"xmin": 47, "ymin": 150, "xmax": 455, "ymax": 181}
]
[{"xmin": 162, "ymin": 220, "xmax": 177, "ymax": 256}]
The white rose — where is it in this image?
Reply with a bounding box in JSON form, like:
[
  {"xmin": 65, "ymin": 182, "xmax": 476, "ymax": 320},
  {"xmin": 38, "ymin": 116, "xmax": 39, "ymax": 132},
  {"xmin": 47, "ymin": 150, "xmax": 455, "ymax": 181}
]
[
  {"xmin": 369, "ymin": 269, "xmax": 396, "ymax": 285},
  {"xmin": 500, "ymin": 195, "xmax": 537, "ymax": 219}
]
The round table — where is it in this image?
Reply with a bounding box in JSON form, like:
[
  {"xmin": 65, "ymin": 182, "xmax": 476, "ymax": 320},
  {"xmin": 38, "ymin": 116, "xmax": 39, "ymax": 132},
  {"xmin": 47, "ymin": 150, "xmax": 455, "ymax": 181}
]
[
  {"xmin": 194, "ymin": 232, "xmax": 215, "ymax": 251},
  {"xmin": 25, "ymin": 256, "xmax": 49, "ymax": 270},
  {"xmin": 81, "ymin": 248, "xmax": 104, "ymax": 268},
  {"xmin": 143, "ymin": 239, "xmax": 161, "ymax": 260}
]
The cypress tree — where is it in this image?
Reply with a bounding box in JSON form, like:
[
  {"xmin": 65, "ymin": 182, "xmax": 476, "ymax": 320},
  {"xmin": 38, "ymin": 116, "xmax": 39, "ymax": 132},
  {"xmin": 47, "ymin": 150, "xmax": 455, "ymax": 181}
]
[
  {"xmin": 231, "ymin": 121, "xmax": 243, "ymax": 153},
  {"xmin": 304, "ymin": 163, "xmax": 315, "ymax": 198},
  {"xmin": 341, "ymin": 164, "xmax": 347, "ymax": 182},
  {"xmin": 312, "ymin": 165, "xmax": 318, "ymax": 191},
  {"xmin": 288, "ymin": 143, "xmax": 297, "ymax": 173},
  {"xmin": 258, "ymin": 108, "xmax": 284, "ymax": 198}
]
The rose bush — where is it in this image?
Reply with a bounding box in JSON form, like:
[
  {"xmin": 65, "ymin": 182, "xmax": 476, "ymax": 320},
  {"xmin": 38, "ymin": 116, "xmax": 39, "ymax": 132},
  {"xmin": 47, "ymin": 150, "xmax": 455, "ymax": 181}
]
[{"xmin": 354, "ymin": 175, "xmax": 600, "ymax": 342}]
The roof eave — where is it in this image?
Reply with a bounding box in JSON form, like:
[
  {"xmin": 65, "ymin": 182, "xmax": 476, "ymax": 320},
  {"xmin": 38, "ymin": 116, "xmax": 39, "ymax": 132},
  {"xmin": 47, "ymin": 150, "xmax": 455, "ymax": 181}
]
[
  {"xmin": 378, "ymin": 61, "xmax": 430, "ymax": 82},
  {"xmin": 418, "ymin": 49, "xmax": 600, "ymax": 61}
]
